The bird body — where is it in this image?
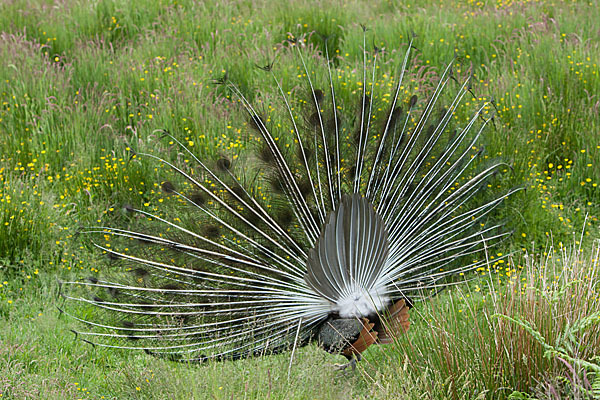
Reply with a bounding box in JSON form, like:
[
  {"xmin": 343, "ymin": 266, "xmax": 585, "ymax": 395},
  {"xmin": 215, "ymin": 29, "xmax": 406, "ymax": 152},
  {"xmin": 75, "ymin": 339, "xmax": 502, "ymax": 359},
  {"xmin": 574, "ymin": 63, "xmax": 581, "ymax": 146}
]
[{"xmin": 61, "ymin": 30, "xmax": 520, "ymax": 366}]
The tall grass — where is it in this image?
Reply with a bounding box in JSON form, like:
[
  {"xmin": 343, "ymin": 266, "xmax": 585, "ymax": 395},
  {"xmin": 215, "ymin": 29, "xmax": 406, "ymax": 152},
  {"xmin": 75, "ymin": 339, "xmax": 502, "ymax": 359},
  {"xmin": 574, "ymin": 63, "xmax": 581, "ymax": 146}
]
[
  {"xmin": 365, "ymin": 237, "xmax": 600, "ymax": 398},
  {"xmin": 1, "ymin": 0, "xmax": 599, "ymax": 268},
  {"xmin": 1, "ymin": 0, "xmax": 599, "ymax": 398}
]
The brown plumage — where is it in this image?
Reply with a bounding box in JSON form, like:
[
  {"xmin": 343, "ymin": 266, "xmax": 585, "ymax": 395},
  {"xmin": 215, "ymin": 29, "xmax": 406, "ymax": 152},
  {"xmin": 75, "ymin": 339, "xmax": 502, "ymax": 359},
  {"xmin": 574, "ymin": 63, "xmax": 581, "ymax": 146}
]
[
  {"xmin": 343, "ymin": 299, "xmax": 411, "ymax": 357},
  {"xmin": 341, "ymin": 318, "xmax": 378, "ymax": 358}
]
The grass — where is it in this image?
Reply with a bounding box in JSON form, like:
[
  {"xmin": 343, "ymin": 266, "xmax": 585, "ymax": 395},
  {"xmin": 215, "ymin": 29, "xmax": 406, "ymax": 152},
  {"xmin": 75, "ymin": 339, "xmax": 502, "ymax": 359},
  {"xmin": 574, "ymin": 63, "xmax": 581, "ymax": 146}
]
[
  {"xmin": 1, "ymin": 280, "xmax": 366, "ymax": 399},
  {"xmin": 1, "ymin": 0, "xmax": 599, "ymax": 398},
  {"xmin": 373, "ymin": 238, "xmax": 600, "ymax": 398}
]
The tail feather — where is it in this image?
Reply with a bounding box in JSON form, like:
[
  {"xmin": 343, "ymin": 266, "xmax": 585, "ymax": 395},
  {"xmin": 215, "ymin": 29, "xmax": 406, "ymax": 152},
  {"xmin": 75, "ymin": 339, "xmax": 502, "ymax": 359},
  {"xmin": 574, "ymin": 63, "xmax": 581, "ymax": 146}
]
[{"xmin": 63, "ymin": 29, "xmax": 521, "ymax": 362}]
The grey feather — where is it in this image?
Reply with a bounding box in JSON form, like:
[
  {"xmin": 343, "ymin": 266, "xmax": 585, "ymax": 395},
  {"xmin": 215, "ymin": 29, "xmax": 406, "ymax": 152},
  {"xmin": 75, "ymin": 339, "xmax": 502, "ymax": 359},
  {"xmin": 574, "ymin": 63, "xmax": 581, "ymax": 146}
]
[
  {"xmin": 317, "ymin": 318, "xmax": 363, "ymax": 354},
  {"xmin": 305, "ymin": 194, "xmax": 389, "ymax": 315}
]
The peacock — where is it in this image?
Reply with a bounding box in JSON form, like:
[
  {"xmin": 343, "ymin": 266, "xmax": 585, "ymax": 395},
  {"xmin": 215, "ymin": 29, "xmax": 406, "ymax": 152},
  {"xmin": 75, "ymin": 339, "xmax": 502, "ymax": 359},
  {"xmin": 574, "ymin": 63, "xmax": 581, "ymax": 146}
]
[{"xmin": 60, "ymin": 29, "xmax": 521, "ymax": 370}]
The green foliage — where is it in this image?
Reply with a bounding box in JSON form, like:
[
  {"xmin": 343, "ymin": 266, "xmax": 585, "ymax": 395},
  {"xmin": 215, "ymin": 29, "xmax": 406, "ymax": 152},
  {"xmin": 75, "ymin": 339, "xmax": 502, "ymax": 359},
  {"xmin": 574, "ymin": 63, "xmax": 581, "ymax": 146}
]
[
  {"xmin": 0, "ymin": 0, "xmax": 599, "ymax": 398},
  {"xmin": 0, "ymin": 0, "xmax": 598, "ymax": 269}
]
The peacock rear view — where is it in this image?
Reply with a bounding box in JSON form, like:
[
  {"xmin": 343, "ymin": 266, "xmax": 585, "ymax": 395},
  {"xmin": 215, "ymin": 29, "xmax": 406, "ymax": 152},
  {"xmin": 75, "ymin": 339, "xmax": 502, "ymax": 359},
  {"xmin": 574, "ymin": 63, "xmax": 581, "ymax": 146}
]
[{"xmin": 61, "ymin": 29, "xmax": 521, "ymax": 368}]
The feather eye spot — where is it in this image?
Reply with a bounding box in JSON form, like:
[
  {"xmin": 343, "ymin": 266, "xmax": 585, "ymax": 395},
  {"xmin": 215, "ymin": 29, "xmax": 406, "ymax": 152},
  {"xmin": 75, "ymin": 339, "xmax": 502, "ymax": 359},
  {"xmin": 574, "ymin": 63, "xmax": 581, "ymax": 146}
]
[
  {"xmin": 202, "ymin": 224, "xmax": 221, "ymax": 238},
  {"xmin": 122, "ymin": 320, "xmax": 136, "ymax": 329},
  {"xmin": 249, "ymin": 114, "xmax": 265, "ymax": 132},
  {"xmin": 216, "ymin": 158, "xmax": 231, "ymax": 171},
  {"xmin": 161, "ymin": 181, "xmax": 176, "ymax": 194},
  {"xmin": 258, "ymin": 145, "xmax": 275, "ymax": 164},
  {"xmin": 409, "ymin": 95, "xmax": 418, "ymax": 108},
  {"xmin": 190, "ymin": 192, "xmax": 206, "ymax": 206},
  {"xmin": 130, "ymin": 268, "xmax": 149, "ymax": 277},
  {"xmin": 106, "ymin": 251, "xmax": 122, "ymax": 261},
  {"xmin": 312, "ymin": 89, "xmax": 324, "ymax": 105}
]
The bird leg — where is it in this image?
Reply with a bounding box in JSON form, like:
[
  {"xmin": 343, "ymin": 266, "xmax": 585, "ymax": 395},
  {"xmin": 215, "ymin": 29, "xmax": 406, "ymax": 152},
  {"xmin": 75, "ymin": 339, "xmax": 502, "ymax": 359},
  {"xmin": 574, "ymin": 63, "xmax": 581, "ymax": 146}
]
[{"xmin": 334, "ymin": 352, "xmax": 361, "ymax": 371}]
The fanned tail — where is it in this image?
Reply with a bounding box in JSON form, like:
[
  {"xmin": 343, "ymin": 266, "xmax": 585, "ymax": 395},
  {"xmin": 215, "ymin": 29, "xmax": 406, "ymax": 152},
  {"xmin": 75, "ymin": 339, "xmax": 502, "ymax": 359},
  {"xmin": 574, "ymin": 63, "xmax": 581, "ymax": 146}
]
[{"xmin": 62, "ymin": 29, "xmax": 521, "ymax": 362}]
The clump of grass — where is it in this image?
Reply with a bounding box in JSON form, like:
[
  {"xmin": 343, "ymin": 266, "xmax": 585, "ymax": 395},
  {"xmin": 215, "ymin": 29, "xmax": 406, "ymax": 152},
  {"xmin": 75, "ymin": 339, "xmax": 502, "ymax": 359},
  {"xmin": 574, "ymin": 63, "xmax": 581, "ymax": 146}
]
[
  {"xmin": 0, "ymin": 170, "xmax": 59, "ymax": 268},
  {"xmin": 367, "ymin": 236, "xmax": 600, "ymax": 399},
  {"xmin": 496, "ymin": 236, "xmax": 600, "ymax": 399}
]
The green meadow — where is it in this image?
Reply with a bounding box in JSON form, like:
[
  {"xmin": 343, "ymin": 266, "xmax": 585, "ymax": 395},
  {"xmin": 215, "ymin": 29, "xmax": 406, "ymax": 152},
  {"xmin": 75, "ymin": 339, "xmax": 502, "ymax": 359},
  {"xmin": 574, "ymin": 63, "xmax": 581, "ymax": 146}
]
[{"xmin": 1, "ymin": 0, "xmax": 599, "ymax": 398}]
